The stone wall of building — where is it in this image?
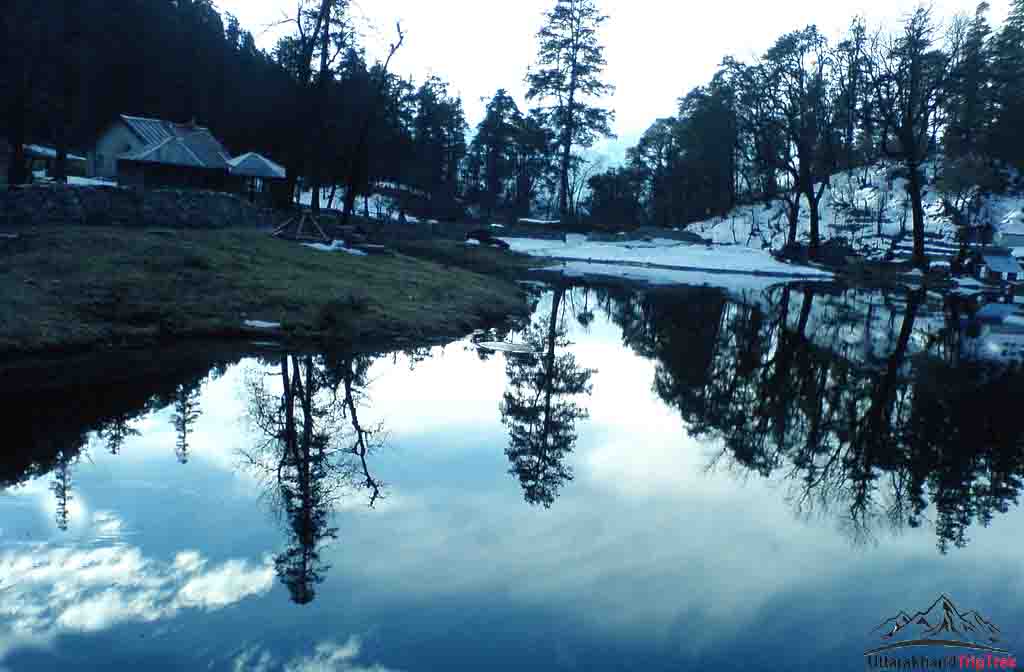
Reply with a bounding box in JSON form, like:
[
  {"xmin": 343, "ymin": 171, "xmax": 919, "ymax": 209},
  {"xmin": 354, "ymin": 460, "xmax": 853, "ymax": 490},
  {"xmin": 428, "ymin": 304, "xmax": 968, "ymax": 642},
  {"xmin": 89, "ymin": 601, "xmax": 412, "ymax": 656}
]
[{"xmin": 0, "ymin": 185, "xmax": 278, "ymax": 229}]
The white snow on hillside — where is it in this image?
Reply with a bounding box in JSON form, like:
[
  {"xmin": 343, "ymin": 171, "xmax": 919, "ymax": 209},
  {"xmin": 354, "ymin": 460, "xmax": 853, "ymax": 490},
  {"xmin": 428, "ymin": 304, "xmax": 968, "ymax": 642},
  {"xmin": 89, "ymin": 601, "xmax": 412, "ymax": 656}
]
[
  {"xmin": 502, "ymin": 234, "xmax": 832, "ymax": 278},
  {"xmin": 689, "ymin": 162, "xmax": 1024, "ymax": 258},
  {"xmin": 297, "ymin": 187, "xmax": 427, "ymax": 223}
]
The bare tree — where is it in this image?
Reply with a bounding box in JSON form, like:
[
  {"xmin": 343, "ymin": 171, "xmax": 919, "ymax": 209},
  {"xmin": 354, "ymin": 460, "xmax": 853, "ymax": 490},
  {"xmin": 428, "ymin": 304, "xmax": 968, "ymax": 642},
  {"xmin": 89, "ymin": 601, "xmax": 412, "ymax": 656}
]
[{"xmin": 869, "ymin": 8, "xmax": 955, "ymax": 268}]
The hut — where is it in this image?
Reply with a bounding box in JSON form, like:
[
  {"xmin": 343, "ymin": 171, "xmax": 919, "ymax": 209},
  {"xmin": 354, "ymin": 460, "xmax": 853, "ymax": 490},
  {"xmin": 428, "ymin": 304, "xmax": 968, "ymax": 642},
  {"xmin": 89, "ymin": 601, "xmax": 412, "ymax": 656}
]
[
  {"xmin": 228, "ymin": 152, "xmax": 288, "ymax": 206},
  {"xmin": 24, "ymin": 145, "xmax": 88, "ymax": 180},
  {"xmin": 0, "ymin": 142, "xmax": 87, "ymax": 184},
  {"xmin": 117, "ymin": 135, "xmax": 229, "ymax": 190},
  {"xmin": 965, "ymin": 247, "xmax": 1024, "ymax": 283},
  {"xmin": 90, "ymin": 115, "xmax": 231, "ymax": 189},
  {"xmin": 998, "ymin": 214, "xmax": 1024, "ymax": 249}
]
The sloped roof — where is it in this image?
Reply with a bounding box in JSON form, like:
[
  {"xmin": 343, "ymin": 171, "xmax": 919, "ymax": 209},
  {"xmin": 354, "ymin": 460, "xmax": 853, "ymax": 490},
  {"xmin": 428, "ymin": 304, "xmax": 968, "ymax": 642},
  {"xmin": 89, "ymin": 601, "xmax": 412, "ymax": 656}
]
[
  {"xmin": 24, "ymin": 144, "xmax": 87, "ymax": 161},
  {"xmin": 122, "ymin": 136, "xmax": 207, "ymax": 168},
  {"xmin": 117, "ymin": 115, "xmax": 230, "ymax": 170},
  {"xmin": 228, "ymin": 152, "xmax": 286, "ymax": 179},
  {"xmin": 980, "ymin": 250, "xmax": 1024, "ymax": 275},
  {"xmin": 1001, "ymin": 211, "xmax": 1024, "ymax": 236}
]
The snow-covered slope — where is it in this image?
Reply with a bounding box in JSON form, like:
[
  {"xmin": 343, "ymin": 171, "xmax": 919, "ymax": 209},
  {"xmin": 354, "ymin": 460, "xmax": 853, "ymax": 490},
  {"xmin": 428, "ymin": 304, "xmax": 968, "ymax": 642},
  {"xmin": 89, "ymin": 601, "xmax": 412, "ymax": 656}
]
[{"xmin": 689, "ymin": 162, "xmax": 1024, "ymax": 259}]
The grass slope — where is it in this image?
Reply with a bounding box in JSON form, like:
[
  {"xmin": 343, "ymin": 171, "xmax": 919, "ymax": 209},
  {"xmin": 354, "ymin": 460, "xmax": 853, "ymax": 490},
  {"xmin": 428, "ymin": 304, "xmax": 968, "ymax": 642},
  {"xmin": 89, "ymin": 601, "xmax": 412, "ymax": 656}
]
[{"xmin": 0, "ymin": 227, "xmax": 529, "ymax": 355}]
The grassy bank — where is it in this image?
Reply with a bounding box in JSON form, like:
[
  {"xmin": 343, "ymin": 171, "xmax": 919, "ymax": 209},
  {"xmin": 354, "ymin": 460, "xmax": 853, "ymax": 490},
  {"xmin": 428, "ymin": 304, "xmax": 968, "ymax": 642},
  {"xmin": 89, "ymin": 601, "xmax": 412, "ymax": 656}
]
[{"xmin": 0, "ymin": 227, "xmax": 531, "ymax": 356}]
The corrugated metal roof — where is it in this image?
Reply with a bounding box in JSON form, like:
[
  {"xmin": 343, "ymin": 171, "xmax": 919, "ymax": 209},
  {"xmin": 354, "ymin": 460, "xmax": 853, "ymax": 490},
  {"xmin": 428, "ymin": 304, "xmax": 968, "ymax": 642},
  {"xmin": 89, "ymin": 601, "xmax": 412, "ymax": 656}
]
[
  {"xmin": 118, "ymin": 115, "xmax": 230, "ymax": 170},
  {"xmin": 981, "ymin": 251, "xmax": 1024, "ymax": 275},
  {"xmin": 24, "ymin": 144, "xmax": 87, "ymax": 161},
  {"xmin": 122, "ymin": 136, "xmax": 208, "ymax": 168},
  {"xmin": 228, "ymin": 152, "xmax": 286, "ymax": 179},
  {"xmin": 120, "ymin": 115, "xmax": 176, "ymax": 146}
]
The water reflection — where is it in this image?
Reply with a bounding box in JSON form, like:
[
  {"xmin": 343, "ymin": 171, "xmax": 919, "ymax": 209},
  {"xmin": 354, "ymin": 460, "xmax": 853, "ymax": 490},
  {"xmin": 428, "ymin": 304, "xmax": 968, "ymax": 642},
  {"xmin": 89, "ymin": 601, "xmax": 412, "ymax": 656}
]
[
  {"xmin": 500, "ymin": 286, "xmax": 596, "ymax": 508},
  {"xmin": 172, "ymin": 382, "xmax": 202, "ymax": 464},
  {"xmin": 242, "ymin": 353, "xmax": 385, "ymax": 604},
  {"xmin": 3, "ymin": 283, "xmax": 1024, "ymax": 670},
  {"xmin": 595, "ymin": 283, "xmax": 1024, "ymax": 553},
  {"xmin": 49, "ymin": 452, "xmax": 75, "ymax": 532}
]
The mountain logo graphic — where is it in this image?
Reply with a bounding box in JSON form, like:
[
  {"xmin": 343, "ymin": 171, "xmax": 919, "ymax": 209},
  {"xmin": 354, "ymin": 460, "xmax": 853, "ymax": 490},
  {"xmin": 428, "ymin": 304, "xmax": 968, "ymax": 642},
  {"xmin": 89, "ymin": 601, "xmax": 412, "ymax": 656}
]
[{"xmin": 865, "ymin": 595, "xmax": 1009, "ymax": 656}]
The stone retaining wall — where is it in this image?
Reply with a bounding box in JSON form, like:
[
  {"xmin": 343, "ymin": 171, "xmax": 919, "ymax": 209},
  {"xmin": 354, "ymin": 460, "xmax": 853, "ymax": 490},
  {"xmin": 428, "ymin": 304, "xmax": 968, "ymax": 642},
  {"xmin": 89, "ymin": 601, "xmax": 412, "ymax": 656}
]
[{"xmin": 0, "ymin": 185, "xmax": 279, "ymax": 229}]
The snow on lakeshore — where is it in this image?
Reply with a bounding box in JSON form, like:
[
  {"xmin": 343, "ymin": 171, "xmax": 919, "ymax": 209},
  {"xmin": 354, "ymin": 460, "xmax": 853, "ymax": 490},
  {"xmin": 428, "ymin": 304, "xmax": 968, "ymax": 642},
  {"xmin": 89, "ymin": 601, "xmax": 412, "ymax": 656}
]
[
  {"xmin": 550, "ymin": 261, "xmax": 829, "ymax": 292},
  {"xmin": 502, "ymin": 234, "xmax": 832, "ymax": 279}
]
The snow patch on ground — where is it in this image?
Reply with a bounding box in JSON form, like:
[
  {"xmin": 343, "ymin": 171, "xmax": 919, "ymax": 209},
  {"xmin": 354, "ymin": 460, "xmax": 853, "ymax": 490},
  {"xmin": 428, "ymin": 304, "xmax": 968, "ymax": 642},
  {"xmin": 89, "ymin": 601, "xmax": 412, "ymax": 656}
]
[
  {"xmin": 475, "ymin": 342, "xmax": 537, "ymax": 355},
  {"xmin": 550, "ymin": 261, "xmax": 825, "ymax": 292},
  {"xmin": 68, "ymin": 176, "xmax": 118, "ymax": 187},
  {"xmin": 244, "ymin": 320, "xmax": 281, "ymax": 329},
  {"xmin": 302, "ymin": 240, "xmax": 368, "ymax": 256},
  {"xmin": 685, "ymin": 161, "xmax": 1024, "ymax": 259},
  {"xmin": 503, "ymin": 236, "xmax": 831, "ymax": 279}
]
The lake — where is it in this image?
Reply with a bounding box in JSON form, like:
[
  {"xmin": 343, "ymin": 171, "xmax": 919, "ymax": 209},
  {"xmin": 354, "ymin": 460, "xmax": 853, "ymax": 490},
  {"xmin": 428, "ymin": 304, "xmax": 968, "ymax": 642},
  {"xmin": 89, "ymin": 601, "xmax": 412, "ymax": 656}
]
[{"xmin": 3, "ymin": 280, "xmax": 1024, "ymax": 671}]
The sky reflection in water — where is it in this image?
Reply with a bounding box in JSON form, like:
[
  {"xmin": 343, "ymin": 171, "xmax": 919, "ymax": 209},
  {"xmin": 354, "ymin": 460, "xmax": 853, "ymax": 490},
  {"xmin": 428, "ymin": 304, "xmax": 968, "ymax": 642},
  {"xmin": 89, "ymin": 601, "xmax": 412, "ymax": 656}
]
[{"xmin": 2, "ymin": 283, "xmax": 1024, "ymax": 671}]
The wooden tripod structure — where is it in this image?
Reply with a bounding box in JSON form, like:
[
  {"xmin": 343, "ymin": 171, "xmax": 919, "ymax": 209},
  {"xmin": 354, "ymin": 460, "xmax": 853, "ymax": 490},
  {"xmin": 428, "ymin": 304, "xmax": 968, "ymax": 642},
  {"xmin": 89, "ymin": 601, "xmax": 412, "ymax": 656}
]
[{"xmin": 272, "ymin": 212, "xmax": 331, "ymax": 243}]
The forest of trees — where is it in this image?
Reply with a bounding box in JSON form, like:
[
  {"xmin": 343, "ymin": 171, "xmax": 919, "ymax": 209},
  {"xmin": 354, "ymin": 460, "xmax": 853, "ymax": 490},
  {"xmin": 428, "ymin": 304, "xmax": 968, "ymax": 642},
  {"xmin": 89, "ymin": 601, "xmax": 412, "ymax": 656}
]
[
  {"xmin": 5, "ymin": 0, "xmax": 1024, "ymax": 262},
  {"xmin": 588, "ymin": 1, "xmax": 1024, "ymax": 266},
  {"xmin": 1, "ymin": 0, "xmax": 617, "ymax": 224}
]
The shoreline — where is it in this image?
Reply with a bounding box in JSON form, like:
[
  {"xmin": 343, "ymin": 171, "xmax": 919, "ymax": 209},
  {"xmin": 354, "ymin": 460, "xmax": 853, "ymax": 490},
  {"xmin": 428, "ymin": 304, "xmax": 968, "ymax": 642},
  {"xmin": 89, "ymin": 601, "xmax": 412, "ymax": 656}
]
[
  {"xmin": 0, "ymin": 227, "xmax": 533, "ymax": 360},
  {"xmin": 0, "ymin": 224, "xmax": 974, "ymax": 365}
]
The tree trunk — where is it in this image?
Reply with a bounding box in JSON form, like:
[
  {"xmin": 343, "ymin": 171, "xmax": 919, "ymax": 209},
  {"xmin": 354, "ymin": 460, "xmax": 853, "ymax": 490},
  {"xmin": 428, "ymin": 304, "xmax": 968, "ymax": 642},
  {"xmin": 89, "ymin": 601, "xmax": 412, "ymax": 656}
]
[
  {"xmin": 907, "ymin": 163, "xmax": 927, "ymax": 269},
  {"xmin": 558, "ymin": 131, "xmax": 572, "ymax": 220},
  {"xmin": 785, "ymin": 195, "xmax": 801, "ymax": 247},
  {"xmin": 807, "ymin": 194, "xmax": 821, "ymax": 254},
  {"xmin": 311, "ymin": 184, "xmax": 321, "ymax": 215},
  {"xmin": 797, "ymin": 288, "xmax": 815, "ymax": 336},
  {"xmin": 7, "ymin": 86, "xmax": 28, "ymax": 185},
  {"xmin": 542, "ymin": 288, "xmax": 565, "ymax": 445},
  {"xmin": 54, "ymin": 0, "xmax": 75, "ymax": 184},
  {"xmin": 309, "ymin": 2, "xmax": 331, "ymax": 218}
]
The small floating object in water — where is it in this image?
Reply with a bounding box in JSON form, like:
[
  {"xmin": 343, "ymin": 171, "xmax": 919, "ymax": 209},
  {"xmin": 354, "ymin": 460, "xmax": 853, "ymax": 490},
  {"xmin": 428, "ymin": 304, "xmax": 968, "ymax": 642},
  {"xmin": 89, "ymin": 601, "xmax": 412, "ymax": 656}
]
[
  {"xmin": 244, "ymin": 320, "xmax": 281, "ymax": 330},
  {"xmin": 475, "ymin": 341, "xmax": 536, "ymax": 355}
]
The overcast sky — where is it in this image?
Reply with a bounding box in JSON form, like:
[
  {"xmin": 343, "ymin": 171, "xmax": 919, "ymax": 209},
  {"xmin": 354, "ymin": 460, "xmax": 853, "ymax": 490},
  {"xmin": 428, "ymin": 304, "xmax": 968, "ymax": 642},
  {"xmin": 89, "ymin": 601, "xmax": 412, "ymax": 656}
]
[{"xmin": 215, "ymin": 0, "xmax": 1011, "ymax": 160}]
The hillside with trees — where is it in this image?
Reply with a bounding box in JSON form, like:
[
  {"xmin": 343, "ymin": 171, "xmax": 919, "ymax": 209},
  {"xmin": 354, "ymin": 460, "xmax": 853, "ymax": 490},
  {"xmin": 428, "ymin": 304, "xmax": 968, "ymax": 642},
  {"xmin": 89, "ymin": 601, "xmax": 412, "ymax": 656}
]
[
  {"xmin": 5, "ymin": 0, "xmax": 1024, "ymax": 268},
  {"xmin": 588, "ymin": 2, "xmax": 1024, "ymax": 268}
]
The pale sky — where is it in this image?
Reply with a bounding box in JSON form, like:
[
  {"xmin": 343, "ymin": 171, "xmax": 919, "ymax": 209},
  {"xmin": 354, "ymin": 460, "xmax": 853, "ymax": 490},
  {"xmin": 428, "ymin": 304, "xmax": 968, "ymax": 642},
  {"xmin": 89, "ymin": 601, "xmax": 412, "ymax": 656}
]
[{"xmin": 216, "ymin": 0, "xmax": 1012, "ymax": 159}]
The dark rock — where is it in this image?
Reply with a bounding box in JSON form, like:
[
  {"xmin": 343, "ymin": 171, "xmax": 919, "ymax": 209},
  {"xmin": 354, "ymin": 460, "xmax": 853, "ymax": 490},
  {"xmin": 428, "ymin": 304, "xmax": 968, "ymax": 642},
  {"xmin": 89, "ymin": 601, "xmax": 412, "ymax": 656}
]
[
  {"xmin": 466, "ymin": 229, "xmax": 510, "ymax": 250},
  {"xmin": 815, "ymin": 238, "xmax": 859, "ymax": 267},
  {"xmin": 0, "ymin": 184, "xmax": 277, "ymax": 230}
]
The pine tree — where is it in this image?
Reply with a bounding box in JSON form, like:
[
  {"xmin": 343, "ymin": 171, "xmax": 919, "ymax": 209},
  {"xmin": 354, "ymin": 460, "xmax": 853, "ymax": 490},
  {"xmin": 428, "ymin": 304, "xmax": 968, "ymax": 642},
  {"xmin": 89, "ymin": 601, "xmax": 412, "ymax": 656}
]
[
  {"xmin": 173, "ymin": 383, "xmax": 203, "ymax": 464},
  {"xmin": 468, "ymin": 89, "xmax": 523, "ymax": 219},
  {"xmin": 526, "ymin": 0, "xmax": 616, "ymax": 221},
  {"xmin": 945, "ymin": 3, "xmax": 993, "ymax": 159},
  {"xmin": 989, "ymin": 0, "xmax": 1024, "ymax": 167}
]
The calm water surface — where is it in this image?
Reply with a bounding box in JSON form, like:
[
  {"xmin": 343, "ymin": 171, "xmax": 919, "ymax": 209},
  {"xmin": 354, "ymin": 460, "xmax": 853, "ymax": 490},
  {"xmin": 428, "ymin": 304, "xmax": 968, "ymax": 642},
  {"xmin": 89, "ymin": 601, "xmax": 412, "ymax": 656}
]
[{"xmin": 3, "ymin": 282, "xmax": 1024, "ymax": 670}]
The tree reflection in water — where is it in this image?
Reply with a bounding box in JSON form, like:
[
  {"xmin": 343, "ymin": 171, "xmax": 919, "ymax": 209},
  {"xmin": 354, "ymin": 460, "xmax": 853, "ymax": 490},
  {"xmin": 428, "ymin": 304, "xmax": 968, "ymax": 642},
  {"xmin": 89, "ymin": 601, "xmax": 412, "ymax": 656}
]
[
  {"xmin": 243, "ymin": 353, "xmax": 385, "ymax": 604},
  {"xmin": 500, "ymin": 286, "xmax": 596, "ymax": 508},
  {"xmin": 598, "ymin": 283, "xmax": 1024, "ymax": 553}
]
